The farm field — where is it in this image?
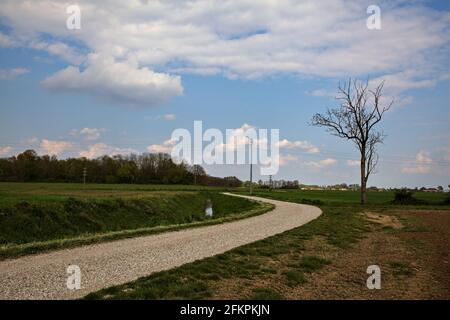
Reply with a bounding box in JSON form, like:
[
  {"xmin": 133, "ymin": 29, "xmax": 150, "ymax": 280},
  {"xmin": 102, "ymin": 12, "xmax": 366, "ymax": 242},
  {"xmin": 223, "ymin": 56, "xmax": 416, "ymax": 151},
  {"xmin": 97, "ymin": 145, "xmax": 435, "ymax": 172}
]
[
  {"xmin": 1, "ymin": 182, "xmax": 449, "ymax": 299},
  {"xmin": 0, "ymin": 182, "xmax": 270, "ymax": 259},
  {"xmin": 86, "ymin": 189, "xmax": 450, "ymax": 300},
  {"xmin": 1, "ymin": 182, "xmax": 446, "ymax": 205},
  {"xmin": 0, "ymin": 182, "xmax": 228, "ymax": 205},
  {"xmin": 239, "ymin": 188, "xmax": 448, "ymax": 205}
]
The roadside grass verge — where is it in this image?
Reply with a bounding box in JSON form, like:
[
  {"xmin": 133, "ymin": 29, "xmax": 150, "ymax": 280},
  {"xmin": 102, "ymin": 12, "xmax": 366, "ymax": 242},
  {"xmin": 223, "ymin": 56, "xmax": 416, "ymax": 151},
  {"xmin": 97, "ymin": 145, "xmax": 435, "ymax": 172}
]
[
  {"xmin": 84, "ymin": 203, "xmax": 369, "ymax": 300},
  {"xmin": 0, "ymin": 193, "xmax": 272, "ymax": 260},
  {"xmin": 0, "ymin": 192, "xmax": 257, "ymax": 244}
]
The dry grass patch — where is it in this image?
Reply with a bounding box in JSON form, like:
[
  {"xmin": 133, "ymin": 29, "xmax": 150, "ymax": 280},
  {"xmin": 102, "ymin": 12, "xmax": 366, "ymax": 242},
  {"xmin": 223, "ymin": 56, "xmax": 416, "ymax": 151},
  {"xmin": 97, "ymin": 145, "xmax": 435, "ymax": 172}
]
[{"xmin": 362, "ymin": 212, "xmax": 403, "ymax": 229}]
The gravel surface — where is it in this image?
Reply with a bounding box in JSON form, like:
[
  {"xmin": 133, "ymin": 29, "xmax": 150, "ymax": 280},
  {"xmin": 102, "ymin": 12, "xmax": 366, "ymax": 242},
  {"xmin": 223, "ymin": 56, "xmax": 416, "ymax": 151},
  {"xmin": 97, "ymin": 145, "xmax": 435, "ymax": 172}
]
[{"xmin": 0, "ymin": 193, "xmax": 322, "ymax": 299}]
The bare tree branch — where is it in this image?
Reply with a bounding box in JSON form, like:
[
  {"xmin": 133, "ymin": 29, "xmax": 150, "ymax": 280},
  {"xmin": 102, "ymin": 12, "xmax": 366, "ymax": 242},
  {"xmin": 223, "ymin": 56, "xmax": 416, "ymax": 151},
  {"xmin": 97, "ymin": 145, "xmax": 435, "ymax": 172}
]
[{"xmin": 310, "ymin": 78, "xmax": 391, "ymax": 204}]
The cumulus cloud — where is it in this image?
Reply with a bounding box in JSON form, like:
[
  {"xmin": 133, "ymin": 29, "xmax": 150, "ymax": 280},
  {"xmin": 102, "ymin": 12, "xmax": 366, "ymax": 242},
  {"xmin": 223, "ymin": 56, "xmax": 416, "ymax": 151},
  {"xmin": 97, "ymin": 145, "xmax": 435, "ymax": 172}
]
[
  {"xmin": 310, "ymin": 68, "xmax": 439, "ymax": 109},
  {"xmin": 370, "ymin": 71, "xmax": 437, "ymax": 93},
  {"xmin": 0, "ymin": 68, "xmax": 29, "ymax": 79},
  {"xmin": 41, "ymin": 54, "xmax": 183, "ymax": 107},
  {"xmin": 0, "ymin": 0, "xmax": 448, "ymax": 104},
  {"xmin": 347, "ymin": 159, "xmax": 360, "ymax": 167},
  {"xmin": 277, "ymin": 139, "xmax": 319, "ymax": 153},
  {"xmin": 303, "ymin": 158, "xmax": 337, "ymax": 170},
  {"xmin": 70, "ymin": 127, "xmax": 106, "ymax": 140},
  {"xmin": 402, "ymin": 151, "xmax": 433, "ymax": 174},
  {"xmin": 39, "ymin": 139, "xmax": 72, "ymax": 155},
  {"xmin": 147, "ymin": 139, "xmax": 177, "ymax": 153},
  {"xmin": 0, "ymin": 32, "xmax": 15, "ymax": 47},
  {"xmin": 80, "ymin": 143, "xmax": 137, "ymax": 158},
  {"xmin": 206, "ymin": 123, "xmax": 258, "ymax": 153},
  {"xmin": 80, "ymin": 128, "xmax": 105, "ymax": 140},
  {"xmin": 0, "ymin": 146, "xmax": 13, "ymax": 157},
  {"xmin": 278, "ymin": 154, "xmax": 298, "ymax": 166},
  {"xmin": 31, "ymin": 41, "xmax": 84, "ymax": 65}
]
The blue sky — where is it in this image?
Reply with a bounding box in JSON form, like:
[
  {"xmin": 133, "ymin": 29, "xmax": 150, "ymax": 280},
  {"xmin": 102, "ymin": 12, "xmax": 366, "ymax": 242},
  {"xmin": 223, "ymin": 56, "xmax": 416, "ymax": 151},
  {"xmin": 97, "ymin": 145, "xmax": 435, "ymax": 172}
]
[{"xmin": 0, "ymin": 0, "xmax": 449, "ymax": 188}]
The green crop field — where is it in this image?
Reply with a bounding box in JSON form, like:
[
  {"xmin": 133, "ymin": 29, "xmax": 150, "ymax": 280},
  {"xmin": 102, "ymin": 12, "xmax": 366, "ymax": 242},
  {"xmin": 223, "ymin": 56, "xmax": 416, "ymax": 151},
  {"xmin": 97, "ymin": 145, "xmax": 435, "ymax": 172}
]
[
  {"xmin": 238, "ymin": 188, "xmax": 448, "ymax": 206},
  {"xmin": 0, "ymin": 182, "xmax": 228, "ymax": 205}
]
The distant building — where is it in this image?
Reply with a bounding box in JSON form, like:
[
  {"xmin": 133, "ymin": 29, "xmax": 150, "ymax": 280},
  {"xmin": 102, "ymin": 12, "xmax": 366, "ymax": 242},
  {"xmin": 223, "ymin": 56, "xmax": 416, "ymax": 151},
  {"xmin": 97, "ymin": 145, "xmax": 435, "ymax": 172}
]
[{"xmin": 261, "ymin": 179, "xmax": 299, "ymax": 189}]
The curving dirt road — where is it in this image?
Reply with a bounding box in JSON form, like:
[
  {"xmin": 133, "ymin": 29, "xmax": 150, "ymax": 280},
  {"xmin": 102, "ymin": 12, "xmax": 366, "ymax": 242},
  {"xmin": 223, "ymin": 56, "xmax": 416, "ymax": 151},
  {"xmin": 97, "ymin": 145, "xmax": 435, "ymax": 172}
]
[{"xmin": 0, "ymin": 193, "xmax": 321, "ymax": 299}]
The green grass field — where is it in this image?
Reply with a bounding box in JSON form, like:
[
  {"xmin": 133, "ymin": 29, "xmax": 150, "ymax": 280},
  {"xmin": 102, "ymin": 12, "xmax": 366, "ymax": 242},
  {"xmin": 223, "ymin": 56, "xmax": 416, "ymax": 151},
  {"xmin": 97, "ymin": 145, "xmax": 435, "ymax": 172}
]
[
  {"xmin": 238, "ymin": 188, "xmax": 448, "ymax": 205},
  {"xmin": 0, "ymin": 182, "xmax": 272, "ymax": 259},
  {"xmin": 0, "ymin": 182, "xmax": 447, "ymax": 262},
  {"xmin": 0, "ymin": 182, "xmax": 227, "ymax": 205},
  {"xmin": 85, "ymin": 188, "xmax": 450, "ymax": 300},
  {"xmin": 1, "ymin": 182, "xmax": 446, "ymax": 205}
]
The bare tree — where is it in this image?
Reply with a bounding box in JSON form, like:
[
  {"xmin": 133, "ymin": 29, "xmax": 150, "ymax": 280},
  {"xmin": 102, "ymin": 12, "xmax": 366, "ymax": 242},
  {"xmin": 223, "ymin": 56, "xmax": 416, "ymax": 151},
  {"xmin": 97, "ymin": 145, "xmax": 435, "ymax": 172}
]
[
  {"xmin": 189, "ymin": 164, "xmax": 206, "ymax": 185},
  {"xmin": 311, "ymin": 78, "xmax": 392, "ymax": 204}
]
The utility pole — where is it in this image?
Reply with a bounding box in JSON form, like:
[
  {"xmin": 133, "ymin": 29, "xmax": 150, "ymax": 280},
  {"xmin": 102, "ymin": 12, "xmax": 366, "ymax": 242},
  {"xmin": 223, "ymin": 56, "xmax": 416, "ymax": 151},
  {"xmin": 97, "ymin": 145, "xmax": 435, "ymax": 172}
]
[
  {"xmin": 269, "ymin": 175, "xmax": 273, "ymax": 191},
  {"xmin": 193, "ymin": 165, "xmax": 198, "ymax": 185},
  {"xmin": 247, "ymin": 137, "xmax": 253, "ymax": 195},
  {"xmin": 83, "ymin": 167, "xmax": 87, "ymax": 185}
]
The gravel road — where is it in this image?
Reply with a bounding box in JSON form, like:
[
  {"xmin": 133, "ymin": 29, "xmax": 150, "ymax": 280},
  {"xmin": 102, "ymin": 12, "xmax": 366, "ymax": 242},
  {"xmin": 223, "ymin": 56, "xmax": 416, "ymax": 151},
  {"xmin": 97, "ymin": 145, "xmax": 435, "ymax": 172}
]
[{"xmin": 0, "ymin": 193, "xmax": 322, "ymax": 299}]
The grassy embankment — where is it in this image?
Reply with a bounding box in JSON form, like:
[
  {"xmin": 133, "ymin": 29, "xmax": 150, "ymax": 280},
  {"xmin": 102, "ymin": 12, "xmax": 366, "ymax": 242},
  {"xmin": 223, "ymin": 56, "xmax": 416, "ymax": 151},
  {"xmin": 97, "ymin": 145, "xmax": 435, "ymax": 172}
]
[
  {"xmin": 0, "ymin": 182, "xmax": 272, "ymax": 259},
  {"xmin": 85, "ymin": 189, "xmax": 450, "ymax": 300}
]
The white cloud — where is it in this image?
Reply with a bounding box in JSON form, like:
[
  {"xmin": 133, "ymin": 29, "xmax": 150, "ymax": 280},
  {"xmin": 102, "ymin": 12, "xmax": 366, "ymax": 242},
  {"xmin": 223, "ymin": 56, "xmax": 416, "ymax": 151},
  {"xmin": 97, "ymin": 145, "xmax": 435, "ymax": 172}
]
[
  {"xmin": 148, "ymin": 123, "xmax": 261, "ymax": 158},
  {"xmin": 0, "ymin": 146, "xmax": 13, "ymax": 157},
  {"xmin": 210, "ymin": 123, "xmax": 260, "ymax": 153},
  {"xmin": 0, "ymin": 32, "xmax": 15, "ymax": 47},
  {"xmin": 347, "ymin": 159, "xmax": 360, "ymax": 167},
  {"xmin": 303, "ymin": 158, "xmax": 337, "ymax": 170},
  {"xmin": 401, "ymin": 151, "xmax": 432, "ymax": 174},
  {"xmin": 0, "ymin": 0, "xmax": 448, "ymax": 102},
  {"xmin": 80, "ymin": 143, "xmax": 137, "ymax": 158},
  {"xmin": 311, "ymin": 69, "xmax": 438, "ymax": 108},
  {"xmin": 401, "ymin": 166, "xmax": 430, "ymax": 174},
  {"xmin": 31, "ymin": 41, "xmax": 84, "ymax": 65},
  {"xmin": 319, "ymin": 158, "xmax": 338, "ymax": 166},
  {"xmin": 39, "ymin": 139, "xmax": 72, "ymax": 155},
  {"xmin": 80, "ymin": 128, "xmax": 105, "ymax": 140},
  {"xmin": 147, "ymin": 139, "xmax": 177, "ymax": 153},
  {"xmin": 277, "ymin": 139, "xmax": 319, "ymax": 153},
  {"xmin": 70, "ymin": 128, "xmax": 106, "ymax": 140},
  {"xmin": 161, "ymin": 113, "xmax": 176, "ymax": 121},
  {"xmin": 41, "ymin": 54, "xmax": 183, "ymax": 107},
  {"xmin": 278, "ymin": 154, "xmax": 298, "ymax": 166},
  {"xmin": 25, "ymin": 137, "xmax": 39, "ymax": 144},
  {"xmin": 370, "ymin": 71, "xmax": 436, "ymax": 93},
  {"xmin": 0, "ymin": 68, "xmax": 29, "ymax": 79},
  {"xmin": 310, "ymin": 89, "xmax": 336, "ymax": 98}
]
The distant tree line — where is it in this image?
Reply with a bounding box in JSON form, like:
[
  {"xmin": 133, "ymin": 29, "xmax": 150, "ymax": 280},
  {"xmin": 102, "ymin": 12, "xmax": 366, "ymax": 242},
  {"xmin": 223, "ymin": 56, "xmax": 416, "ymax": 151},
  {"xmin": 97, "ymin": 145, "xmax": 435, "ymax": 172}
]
[{"xmin": 0, "ymin": 150, "xmax": 242, "ymax": 187}]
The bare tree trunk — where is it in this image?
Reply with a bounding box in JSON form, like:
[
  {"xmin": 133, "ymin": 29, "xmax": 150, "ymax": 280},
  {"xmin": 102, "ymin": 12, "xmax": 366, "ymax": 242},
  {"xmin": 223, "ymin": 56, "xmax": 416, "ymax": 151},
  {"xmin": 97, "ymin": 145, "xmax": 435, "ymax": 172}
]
[
  {"xmin": 360, "ymin": 151, "xmax": 367, "ymax": 204},
  {"xmin": 361, "ymin": 178, "xmax": 367, "ymax": 204}
]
